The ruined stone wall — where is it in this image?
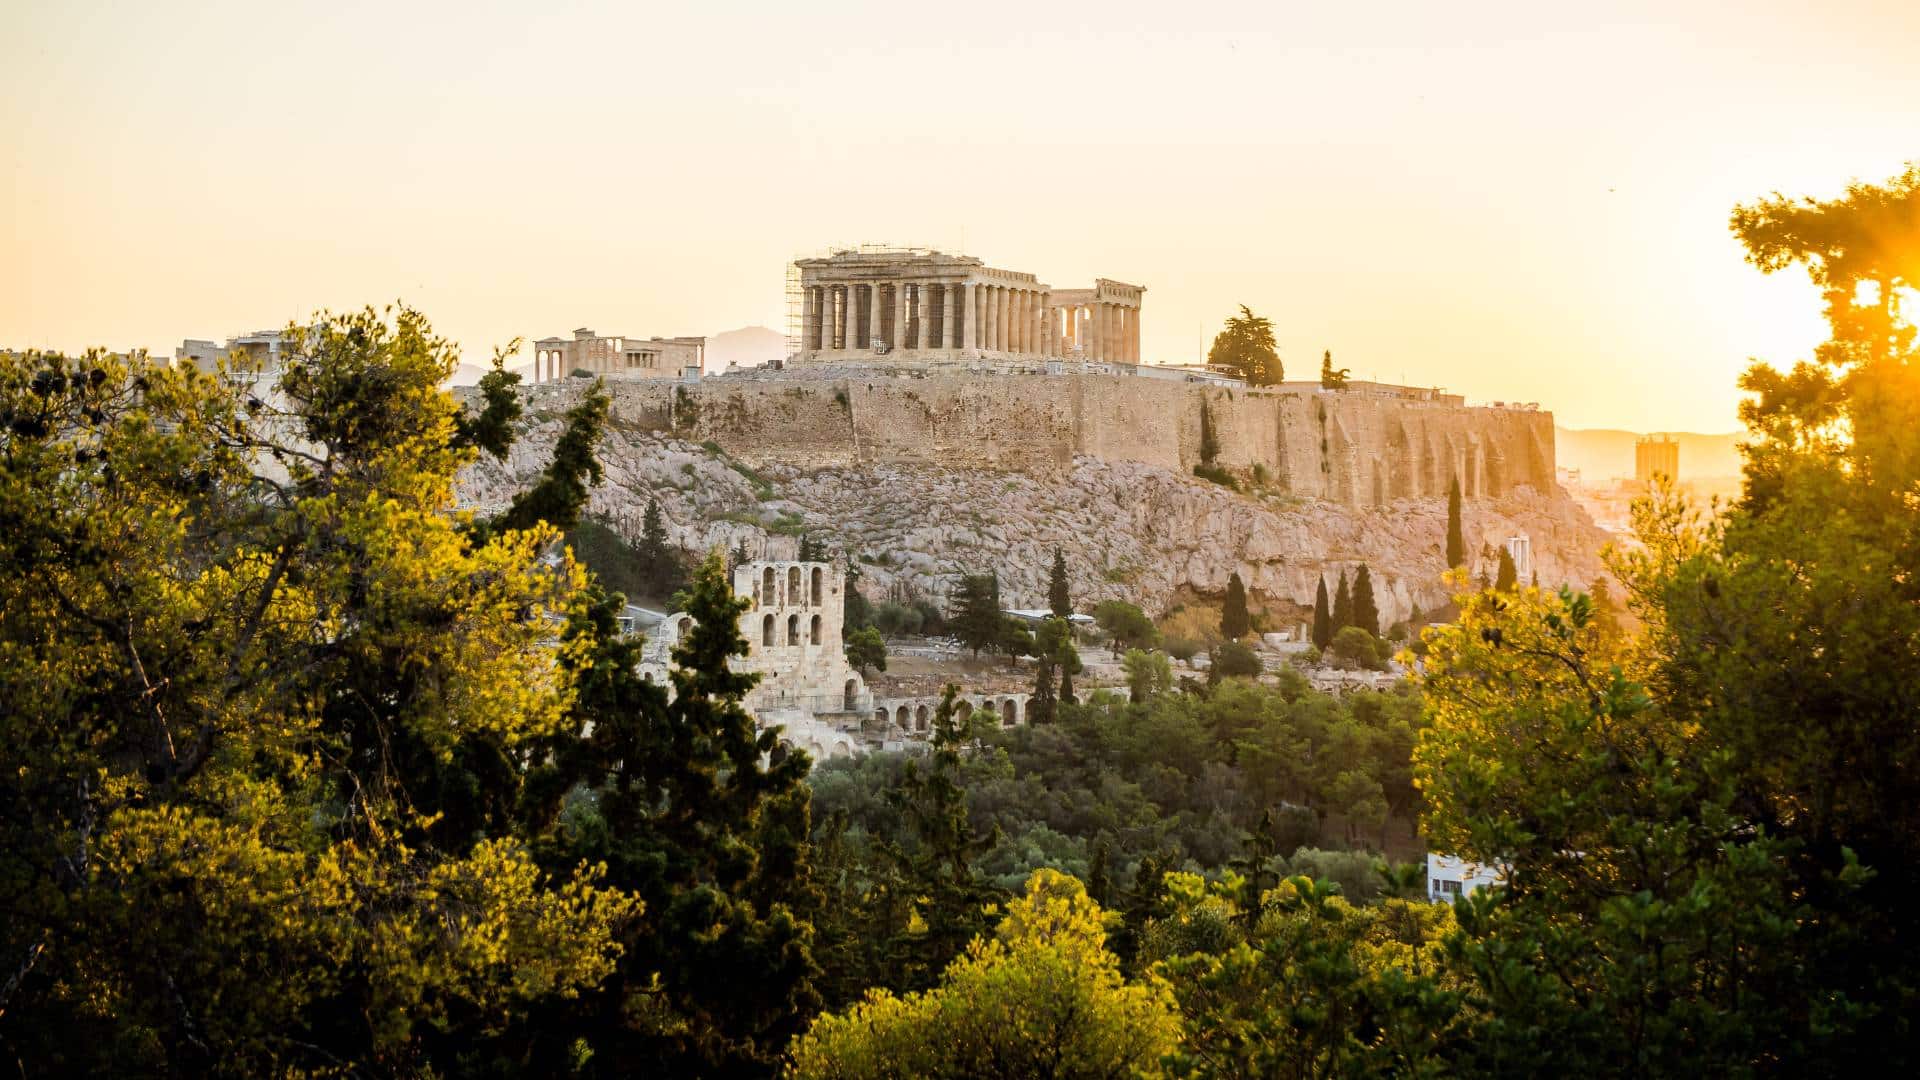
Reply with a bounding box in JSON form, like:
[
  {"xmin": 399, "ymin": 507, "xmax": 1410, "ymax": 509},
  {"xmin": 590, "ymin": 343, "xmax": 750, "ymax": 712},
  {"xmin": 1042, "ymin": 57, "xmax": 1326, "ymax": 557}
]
[{"xmin": 540, "ymin": 371, "xmax": 1554, "ymax": 507}]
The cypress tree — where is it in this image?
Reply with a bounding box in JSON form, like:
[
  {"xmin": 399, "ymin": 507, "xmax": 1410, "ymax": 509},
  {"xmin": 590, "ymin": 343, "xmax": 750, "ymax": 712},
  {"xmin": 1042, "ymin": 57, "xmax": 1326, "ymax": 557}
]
[
  {"xmin": 1333, "ymin": 569, "xmax": 1352, "ymax": 631},
  {"xmin": 1220, "ymin": 571, "xmax": 1251, "ymax": 640},
  {"xmin": 1351, "ymin": 563, "xmax": 1380, "ymax": 638},
  {"xmin": 1495, "ymin": 548, "xmax": 1518, "ymax": 592},
  {"xmin": 637, "ymin": 496, "xmax": 683, "ymax": 599},
  {"xmin": 1199, "ymin": 396, "xmax": 1220, "ymax": 465},
  {"xmin": 1048, "ymin": 548, "xmax": 1072, "ymax": 618},
  {"xmin": 951, "ymin": 573, "xmax": 1003, "ymax": 658},
  {"xmin": 1311, "ymin": 577, "xmax": 1333, "ymax": 649},
  {"xmin": 1446, "ymin": 473, "xmax": 1466, "ymax": 569}
]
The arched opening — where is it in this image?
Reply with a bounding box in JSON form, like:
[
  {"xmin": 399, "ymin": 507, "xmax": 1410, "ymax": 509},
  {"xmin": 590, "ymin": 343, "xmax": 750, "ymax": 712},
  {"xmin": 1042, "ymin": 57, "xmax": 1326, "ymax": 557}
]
[
  {"xmin": 762, "ymin": 614, "xmax": 775, "ymax": 646},
  {"xmin": 762, "ymin": 567, "xmax": 776, "ymax": 605},
  {"xmin": 787, "ymin": 614, "xmax": 800, "ymax": 645},
  {"xmin": 788, "ymin": 566, "xmax": 802, "ymax": 604},
  {"xmin": 915, "ymin": 705, "xmax": 930, "ymax": 731},
  {"xmin": 810, "ymin": 614, "xmax": 822, "ymax": 645},
  {"xmin": 845, "ymin": 678, "xmax": 859, "ymax": 711},
  {"xmin": 1001, "ymin": 698, "xmax": 1017, "ymax": 726},
  {"xmin": 875, "ymin": 708, "xmax": 889, "ymax": 724},
  {"xmin": 896, "ymin": 705, "xmax": 911, "ymax": 727},
  {"xmin": 811, "ymin": 567, "xmax": 823, "ymax": 606},
  {"xmin": 955, "ymin": 700, "xmax": 973, "ymax": 721}
]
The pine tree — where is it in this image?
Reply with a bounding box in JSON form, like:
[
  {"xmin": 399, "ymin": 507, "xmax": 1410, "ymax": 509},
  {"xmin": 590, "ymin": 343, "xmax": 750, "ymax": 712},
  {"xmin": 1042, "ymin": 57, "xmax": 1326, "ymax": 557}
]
[
  {"xmin": 636, "ymin": 496, "xmax": 683, "ymax": 599},
  {"xmin": 1220, "ymin": 571, "xmax": 1251, "ymax": 640},
  {"xmin": 1495, "ymin": 548, "xmax": 1518, "ymax": 591},
  {"xmin": 1319, "ymin": 348, "xmax": 1350, "ymax": 390},
  {"xmin": 1446, "ymin": 473, "xmax": 1466, "ymax": 569},
  {"xmin": 951, "ymin": 573, "xmax": 1004, "ymax": 658},
  {"xmin": 1311, "ymin": 576, "xmax": 1333, "ymax": 649},
  {"xmin": 1351, "ymin": 563, "xmax": 1380, "ymax": 637},
  {"xmin": 1333, "ymin": 569, "xmax": 1352, "ymax": 631},
  {"xmin": 1048, "ymin": 548, "xmax": 1073, "ymax": 618},
  {"xmin": 553, "ymin": 551, "xmax": 822, "ymax": 1073},
  {"xmin": 879, "ymin": 686, "xmax": 1001, "ymax": 990}
]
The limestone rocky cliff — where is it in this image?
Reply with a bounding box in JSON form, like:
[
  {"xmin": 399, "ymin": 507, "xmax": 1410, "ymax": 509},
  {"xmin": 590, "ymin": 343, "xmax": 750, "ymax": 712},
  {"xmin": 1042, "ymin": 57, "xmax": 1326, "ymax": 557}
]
[{"xmin": 458, "ymin": 385, "xmax": 1610, "ymax": 627}]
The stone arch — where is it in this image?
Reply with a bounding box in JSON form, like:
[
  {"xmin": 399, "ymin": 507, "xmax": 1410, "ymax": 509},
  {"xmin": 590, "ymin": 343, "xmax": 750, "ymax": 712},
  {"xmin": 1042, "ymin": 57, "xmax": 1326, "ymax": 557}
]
[
  {"xmin": 875, "ymin": 707, "xmax": 888, "ymax": 724},
  {"xmin": 845, "ymin": 678, "xmax": 859, "ymax": 711},
  {"xmin": 761, "ymin": 613, "xmax": 775, "ymax": 646},
  {"xmin": 787, "ymin": 613, "xmax": 800, "ymax": 645},
  {"xmin": 811, "ymin": 567, "xmax": 824, "ymax": 606},
  {"xmin": 810, "ymin": 614, "xmax": 822, "ymax": 646},
  {"xmin": 895, "ymin": 705, "xmax": 911, "ymax": 727},
  {"xmin": 788, "ymin": 566, "xmax": 802, "ymax": 604},
  {"xmin": 1000, "ymin": 698, "xmax": 1018, "ymax": 725},
  {"xmin": 955, "ymin": 700, "xmax": 973, "ymax": 721},
  {"xmin": 762, "ymin": 567, "xmax": 776, "ymax": 605},
  {"xmin": 831, "ymin": 739, "xmax": 851, "ymax": 757},
  {"xmin": 915, "ymin": 704, "xmax": 930, "ymax": 731}
]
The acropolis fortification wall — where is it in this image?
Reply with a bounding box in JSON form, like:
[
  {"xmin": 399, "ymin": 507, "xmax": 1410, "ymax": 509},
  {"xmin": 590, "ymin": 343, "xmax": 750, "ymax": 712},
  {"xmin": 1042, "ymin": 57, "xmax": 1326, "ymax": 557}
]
[{"xmin": 534, "ymin": 370, "xmax": 1554, "ymax": 507}]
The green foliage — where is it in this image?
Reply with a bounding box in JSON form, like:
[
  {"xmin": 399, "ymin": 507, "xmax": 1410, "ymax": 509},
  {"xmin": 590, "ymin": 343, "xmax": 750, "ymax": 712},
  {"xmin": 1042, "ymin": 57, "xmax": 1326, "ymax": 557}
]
[
  {"xmin": 1351, "ymin": 563, "xmax": 1380, "ymax": 637},
  {"xmin": 1093, "ymin": 599, "xmax": 1159, "ymax": 651},
  {"xmin": 845, "ymin": 625, "xmax": 887, "ymax": 674},
  {"xmin": 487, "ymin": 377, "xmax": 609, "ymax": 538},
  {"xmin": 1493, "ymin": 547, "xmax": 1517, "ymax": 591},
  {"xmin": 811, "ymin": 679, "xmax": 1429, "ymax": 959},
  {"xmin": 843, "ymin": 554, "xmax": 874, "ymax": 632},
  {"xmin": 1319, "ymin": 348, "xmax": 1351, "ymax": 390},
  {"xmin": 1048, "ymin": 547, "xmax": 1073, "ymax": 618},
  {"xmin": 1220, "ymin": 571, "xmax": 1251, "ymax": 641},
  {"xmin": 1198, "ymin": 395, "xmax": 1221, "ymax": 464},
  {"xmin": 1406, "ymin": 167, "xmax": 1920, "ymax": 1070},
  {"xmin": 453, "ymin": 346, "xmax": 524, "ymax": 458},
  {"xmin": 0, "ymin": 309, "xmax": 638, "ymax": 1074},
  {"xmin": 1329, "ymin": 625, "xmax": 1386, "ymax": 671},
  {"xmin": 871, "ymin": 599, "xmax": 922, "ymax": 636},
  {"xmin": 1312, "ymin": 575, "xmax": 1334, "ymax": 649},
  {"xmin": 565, "ymin": 502, "xmax": 683, "ymax": 607},
  {"xmin": 1123, "ymin": 647, "xmax": 1175, "ymax": 703},
  {"xmin": 1332, "ymin": 569, "xmax": 1352, "ymax": 631},
  {"xmin": 1445, "ymin": 473, "xmax": 1465, "ymax": 569},
  {"xmin": 790, "ymin": 870, "xmax": 1181, "ymax": 1080},
  {"xmin": 1206, "ymin": 304, "xmax": 1282, "ymax": 385},
  {"xmin": 1209, "ymin": 641, "xmax": 1262, "ymax": 682},
  {"xmin": 1191, "ymin": 461, "xmax": 1238, "ymax": 488},
  {"xmin": 949, "ymin": 572, "xmax": 1005, "ymax": 658},
  {"xmin": 1152, "ymin": 873, "xmax": 1463, "ymax": 1077}
]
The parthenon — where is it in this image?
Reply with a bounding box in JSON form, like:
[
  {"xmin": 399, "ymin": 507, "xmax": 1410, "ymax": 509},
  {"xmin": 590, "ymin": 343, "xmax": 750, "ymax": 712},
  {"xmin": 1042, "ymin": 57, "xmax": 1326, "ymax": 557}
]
[{"xmin": 793, "ymin": 248, "xmax": 1144, "ymax": 365}]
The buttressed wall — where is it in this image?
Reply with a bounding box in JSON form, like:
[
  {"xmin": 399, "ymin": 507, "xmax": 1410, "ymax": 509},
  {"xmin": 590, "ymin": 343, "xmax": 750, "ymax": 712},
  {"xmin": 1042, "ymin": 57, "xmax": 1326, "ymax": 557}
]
[{"xmin": 560, "ymin": 373, "xmax": 1554, "ymax": 506}]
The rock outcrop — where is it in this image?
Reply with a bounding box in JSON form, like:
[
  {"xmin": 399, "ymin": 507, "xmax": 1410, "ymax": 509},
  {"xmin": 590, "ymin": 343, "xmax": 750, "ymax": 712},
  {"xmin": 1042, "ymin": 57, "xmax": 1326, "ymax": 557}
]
[{"xmin": 459, "ymin": 390, "xmax": 1611, "ymax": 628}]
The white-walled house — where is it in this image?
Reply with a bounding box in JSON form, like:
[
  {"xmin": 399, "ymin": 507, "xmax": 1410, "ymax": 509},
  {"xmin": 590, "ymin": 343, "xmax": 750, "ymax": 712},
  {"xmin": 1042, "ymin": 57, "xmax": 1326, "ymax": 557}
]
[{"xmin": 1427, "ymin": 853, "xmax": 1504, "ymax": 902}]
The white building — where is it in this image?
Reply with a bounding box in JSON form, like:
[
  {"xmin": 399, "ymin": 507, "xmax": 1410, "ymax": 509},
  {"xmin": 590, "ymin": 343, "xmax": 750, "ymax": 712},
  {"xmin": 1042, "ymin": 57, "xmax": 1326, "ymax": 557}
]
[{"xmin": 1427, "ymin": 853, "xmax": 1504, "ymax": 902}]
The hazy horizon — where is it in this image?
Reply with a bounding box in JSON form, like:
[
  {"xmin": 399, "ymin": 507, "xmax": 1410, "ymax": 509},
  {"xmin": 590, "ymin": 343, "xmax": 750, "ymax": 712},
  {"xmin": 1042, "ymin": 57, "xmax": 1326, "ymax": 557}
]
[{"xmin": 5, "ymin": 0, "xmax": 1916, "ymax": 430}]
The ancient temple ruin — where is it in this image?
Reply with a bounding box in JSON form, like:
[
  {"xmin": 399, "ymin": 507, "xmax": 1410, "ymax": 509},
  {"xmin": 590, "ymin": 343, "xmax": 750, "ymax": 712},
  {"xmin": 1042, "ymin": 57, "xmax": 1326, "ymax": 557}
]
[{"xmin": 792, "ymin": 248, "xmax": 1144, "ymax": 366}]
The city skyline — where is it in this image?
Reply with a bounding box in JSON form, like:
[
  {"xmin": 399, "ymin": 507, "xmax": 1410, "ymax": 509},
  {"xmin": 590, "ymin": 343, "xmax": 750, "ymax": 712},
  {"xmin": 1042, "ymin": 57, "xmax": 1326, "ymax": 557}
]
[{"xmin": 5, "ymin": 0, "xmax": 1917, "ymax": 430}]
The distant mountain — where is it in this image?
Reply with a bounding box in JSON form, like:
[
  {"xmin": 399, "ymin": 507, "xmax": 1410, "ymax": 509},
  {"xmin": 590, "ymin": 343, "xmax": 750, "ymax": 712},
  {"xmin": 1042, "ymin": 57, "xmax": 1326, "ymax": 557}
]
[
  {"xmin": 705, "ymin": 326, "xmax": 786, "ymax": 373},
  {"xmin": 1556, "ymin": 427, "xmax": 1744, "ymax": 482}
]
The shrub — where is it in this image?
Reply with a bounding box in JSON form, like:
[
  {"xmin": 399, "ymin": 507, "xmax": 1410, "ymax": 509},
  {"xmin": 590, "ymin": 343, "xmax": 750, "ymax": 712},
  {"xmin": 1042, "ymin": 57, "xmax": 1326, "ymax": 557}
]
[
  {"xmin": 1165, "ymin": 637, "xmax": 1201, "ymax": 665},
  {"xmin": 1329, "ymin": 626, "xmax": 1386, "ymax": 671},
  {"xmin": 1192, "ymin": 463, "xmax": 1239, "ymax": 489},
  {"xmin": 1210, "ymin": 641, "xmax": 1262, "ymax": 681},
  {"xmin": 873, "ymin": 601, "xmax": 923, "ymax": 637}
]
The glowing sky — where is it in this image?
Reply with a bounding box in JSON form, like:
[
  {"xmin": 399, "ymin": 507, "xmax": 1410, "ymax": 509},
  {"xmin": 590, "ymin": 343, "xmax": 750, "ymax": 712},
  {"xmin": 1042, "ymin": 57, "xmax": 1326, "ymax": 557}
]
[{"xmin": 4, "ymin": 0, "xmax": 1915, "ymax": 429}]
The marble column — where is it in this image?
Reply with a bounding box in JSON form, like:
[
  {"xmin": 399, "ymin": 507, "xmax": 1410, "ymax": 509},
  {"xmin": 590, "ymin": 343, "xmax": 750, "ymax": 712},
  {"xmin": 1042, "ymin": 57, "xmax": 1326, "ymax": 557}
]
[
  {"xmin": 833, "ymin": 287, "xmax": 847, "ymax": 349},
  {"xmin": 1000, "ymin": 287, "xmax": 1013, "ymax": 353},
  {"xmin": 1010, "ymin": 290, "xmax": 1024, "ymax": 355},
  {"xmin": 1095, "ymin": 304, "xmax": 1110, "ymax": 362},
  {"xmin": 802, "ymin": 287, "xmax": 817, "ymax": 353},
  {"xmin": 983, "ymin": 286, "xmax": 998, "ymax": 353},
  {"xmin": 887, "ymin": 284, "xmax": 905, "ymax": 350},
  {"xmin": 1130, "ymin": 306, "xmax": 1141, "ymax": 363},
  {"xmin": 942, "ymin": 284, "xmax": 958, "ymax": 351}
]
